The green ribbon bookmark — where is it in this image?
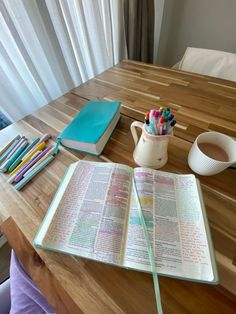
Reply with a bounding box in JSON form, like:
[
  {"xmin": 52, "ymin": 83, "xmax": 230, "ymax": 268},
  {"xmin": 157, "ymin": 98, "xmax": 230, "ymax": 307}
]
[
  {"xmin": 54, "ymin": 138, "xmax": 61, "ymax": 155},
  {"xmin": 132, "ymin": 174, "xmax": 163, "ymax": 314}
]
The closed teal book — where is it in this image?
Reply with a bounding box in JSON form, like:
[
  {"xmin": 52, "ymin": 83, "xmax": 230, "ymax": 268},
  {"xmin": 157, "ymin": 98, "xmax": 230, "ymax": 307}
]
[{"xmin": 56, "ymin": 100, "xmax": 121, "ymax": 155}]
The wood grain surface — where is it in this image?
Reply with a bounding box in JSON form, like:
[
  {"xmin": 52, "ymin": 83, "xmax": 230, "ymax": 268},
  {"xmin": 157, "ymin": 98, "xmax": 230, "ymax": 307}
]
[{"xmin": 0, "ymin": 60, "xmax": 236, "ymax": 313}]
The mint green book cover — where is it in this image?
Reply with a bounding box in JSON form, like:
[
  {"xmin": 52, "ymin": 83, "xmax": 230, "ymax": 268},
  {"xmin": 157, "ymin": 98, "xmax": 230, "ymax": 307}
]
[{"xmin": 57, "ymin": 100, "xmax": 121, "ymax": 155}]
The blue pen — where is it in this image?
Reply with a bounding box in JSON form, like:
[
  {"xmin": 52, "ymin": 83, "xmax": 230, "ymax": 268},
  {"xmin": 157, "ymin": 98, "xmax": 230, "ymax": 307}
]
[
  {"xmin": 149, "ymin": 123, "xmax": 157, "ymax": 135},
  {"xmin": 167, "ymin": 114, "xmax": 174, "ymax": 128},
  {"xmin": 167, "ymin": 120, "xmax": 176, "ymax": 134}
]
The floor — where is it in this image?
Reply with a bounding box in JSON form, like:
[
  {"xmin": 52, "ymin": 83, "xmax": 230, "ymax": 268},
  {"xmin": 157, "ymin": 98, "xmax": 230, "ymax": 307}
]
[{"xmin": 0, "ymin": 241, "xmax": 11, "ymax": 283}]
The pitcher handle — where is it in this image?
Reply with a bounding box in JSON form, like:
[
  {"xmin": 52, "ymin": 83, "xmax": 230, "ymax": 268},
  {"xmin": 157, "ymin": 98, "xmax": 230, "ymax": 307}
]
[{"xmin": 130, "ymin": 121, "xmax": 144, "ymax": 146}]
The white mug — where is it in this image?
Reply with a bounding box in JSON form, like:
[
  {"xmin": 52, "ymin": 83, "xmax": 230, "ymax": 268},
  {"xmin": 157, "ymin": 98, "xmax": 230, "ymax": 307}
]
[
  {"xmin": 130, "ymin": 121, "xmax": 171, "ymax": 169},
  {"xmin": 188, "ymin": 132, "xmax": 236, "ymax": 175}
]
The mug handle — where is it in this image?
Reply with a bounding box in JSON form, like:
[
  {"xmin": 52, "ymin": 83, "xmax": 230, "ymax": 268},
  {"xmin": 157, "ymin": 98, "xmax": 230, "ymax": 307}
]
[{"xmin": 130, "ymin": 121, "xmax": 144, "ymax": 146}]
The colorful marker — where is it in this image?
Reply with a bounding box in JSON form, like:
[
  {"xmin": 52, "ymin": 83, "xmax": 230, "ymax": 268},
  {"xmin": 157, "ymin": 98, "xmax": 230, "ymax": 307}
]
[
  {"xmin": 0, "ymin": 141, "xmax": 28, "ymax": 173},
  {"xmin": 23, "ymin": 146, "xmax": 56, "ymax": 177},
  {"xmin": 9, "ymin": 141, "xmax": 46, "ymax": 176},
  {"xmin": 0, "ymin": 138, "xmax": 21, "ymax": 165},
  {"xmin": 8, "ymin": 137, "xmax": 40, "ymax": 172},
  {"xmin": 0, "ymin": 135, "xmax": 21, "ymax": 157},
  {"xmin": 14, "ymin": 146, "xmax": 53, "ymax": 184},
  {"xmin": 167, "ymin": 120, "xmax": 176, "ymax": 134},
  {"xmin": 158, "ymin": 117, "xmax": 165, "ymax": 135},
  {"xmin": 23, "ymin": 133, "xmax": 51, "ymax": 159},
  {"xmin": 14, "ymin": 155, "xmax": 55, "ymax": 191}
]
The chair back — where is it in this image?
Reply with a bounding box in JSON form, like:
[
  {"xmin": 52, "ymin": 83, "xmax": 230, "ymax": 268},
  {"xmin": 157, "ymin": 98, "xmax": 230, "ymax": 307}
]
[{"xmin": 178, "ymin": 47, "xmax": 236, "ymax": 82}]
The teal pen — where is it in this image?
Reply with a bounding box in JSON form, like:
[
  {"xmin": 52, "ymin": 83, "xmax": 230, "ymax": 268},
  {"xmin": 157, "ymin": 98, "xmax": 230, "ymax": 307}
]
[
  {"xmin": 8, "ymin": 137, "xmax": 40, "ymax": 172},
  {"xmin": 0, "ymin": 139, "xmax": 20, "ymax": 165},
  {"xmin": 0, "ymin": 141, "xmax": 28, "ymax": 173},
  {"xmin": 145, "ymin": 123, "xmax": 151, "ymax": 134},
  {"xmin": 6, "ymin": 136, "xmax": 25, "ymax": 159},
  {"xmin": 149, "ymin": 123, "xmax": 157, "ymax": 135},
  {"xmin": 14, "ymin": 155, "xmax": 55, "ymax": 191}
]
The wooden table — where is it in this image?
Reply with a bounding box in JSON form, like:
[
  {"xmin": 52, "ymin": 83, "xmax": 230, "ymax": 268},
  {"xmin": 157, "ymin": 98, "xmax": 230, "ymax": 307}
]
[{"xmin": 0, "ymin": 60, "xmax": 236, "ymax": 313}]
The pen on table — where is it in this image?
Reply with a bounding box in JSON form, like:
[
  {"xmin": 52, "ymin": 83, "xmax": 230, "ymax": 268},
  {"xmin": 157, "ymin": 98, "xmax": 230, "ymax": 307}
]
[
  {"xmin": 15, "ymin": 149, "xmax": 42, "ymax": 175},
  {"xmin": 0, "ymin": 135, "xmax": 21, "ymax": 157},
  {"xmin": 23, "ymin": 134, "xmax": 51, "ymax": 158},
  {"xmin": 13, "ymin": 146, "xmax": 54, "ymax": 184},
  {"xmin": 9, "ymin": 141, "xmax": 46, "ymax": 176},
  {"xmin": 0, "ymin": 141, "xmax": 28, "ymax": 173},
  {"xmin": 0, "ymin": 138, "xmax": 21, "ymax": 165},
  {"xmin": 14, "ymin": 155, "xmax": 55, "ymax": 191},
  {"xmin": 7, "ymin": 136, "xmax": 27, "ymax": 158},
  {"xmin": 8, "ymin": 137, "xmax": 40, "ymax": 172},
  {"xmin": 23, "ymin": 146, "xmax": 56, "ymax": 177},
  {"xmin": 5, "ymin": 137, "xmax": 26, "ymax": 160},
  {"xmin": 7, "ymin": 150, "xmax": 42, "ymax": 184},
  {"xmin": 167, "ymin": 120, "xmax": 176, "ymax": 134}
]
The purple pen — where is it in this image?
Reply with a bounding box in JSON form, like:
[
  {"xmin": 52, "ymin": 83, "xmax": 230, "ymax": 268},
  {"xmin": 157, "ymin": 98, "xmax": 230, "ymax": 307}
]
[
  {"xmin": 25, "ymin": 134, "xmax": 51, "ymax": 157},
  {"xmin": 162, "ymin": 122, "xmax": 168, "ymax": 135},
  {"xmin": 167, "ymin": 114, "xmax": 174, "ymax": 128},
  {"xmin": 7, "ymin": 150, "xmax": 42, "ymax": 184},
  {"xmin": 14, "ymin": 146, "xmax": 53, "ymax": 183}
]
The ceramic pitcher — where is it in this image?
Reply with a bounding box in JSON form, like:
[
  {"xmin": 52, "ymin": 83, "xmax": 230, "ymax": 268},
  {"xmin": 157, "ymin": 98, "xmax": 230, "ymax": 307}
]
[{"xmin": 130, "ymin": 121, "xmax": 171, "ymax": 169}]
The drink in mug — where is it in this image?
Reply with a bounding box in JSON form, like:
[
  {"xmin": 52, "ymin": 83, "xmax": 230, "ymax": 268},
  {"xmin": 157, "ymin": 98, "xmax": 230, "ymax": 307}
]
[{"xmin": 188, "ymin": 132, "xmax": 236, "ymax": 175}]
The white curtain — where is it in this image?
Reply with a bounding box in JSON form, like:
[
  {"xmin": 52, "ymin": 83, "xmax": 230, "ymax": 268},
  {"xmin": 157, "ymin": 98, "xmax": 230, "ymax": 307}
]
[
  {"xmin": 0, "ymin": 0, "xmax": 127, "ymax": 122},
  {"xmin": 153, "ymin": 0, "xmax": 165, "ymax": 64}
]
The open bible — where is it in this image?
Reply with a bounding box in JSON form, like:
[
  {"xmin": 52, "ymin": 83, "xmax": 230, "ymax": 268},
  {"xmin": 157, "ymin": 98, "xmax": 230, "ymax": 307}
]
[{"xmin": 34, "ymin": 160, "xmax": 218, "ymax": 284}]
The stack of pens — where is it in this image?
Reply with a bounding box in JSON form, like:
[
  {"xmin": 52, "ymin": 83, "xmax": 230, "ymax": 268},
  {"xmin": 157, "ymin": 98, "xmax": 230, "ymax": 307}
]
[
  {"xmin": 0, "ymin": 134, "xmax": 56, "ymax": 190},
  {"xmin": 144, "ymin": 107, "xmax": 176, "ymax": 135}
]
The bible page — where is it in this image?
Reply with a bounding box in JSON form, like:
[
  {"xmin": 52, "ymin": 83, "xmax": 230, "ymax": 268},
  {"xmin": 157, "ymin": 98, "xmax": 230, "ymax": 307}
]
[
  {"xmin": 123, "ymin": 168, "xmax": 214, "ymax": 282},
  {"xmin": 40, "ymin": 160, "xmax": 132, "ymax": 266}
]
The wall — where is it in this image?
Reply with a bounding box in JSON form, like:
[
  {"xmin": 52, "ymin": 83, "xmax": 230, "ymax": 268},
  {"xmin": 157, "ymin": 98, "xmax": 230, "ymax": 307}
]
[{"xmin": 156, "ymin": 0, "xmax": 236, "ymax": 66}]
